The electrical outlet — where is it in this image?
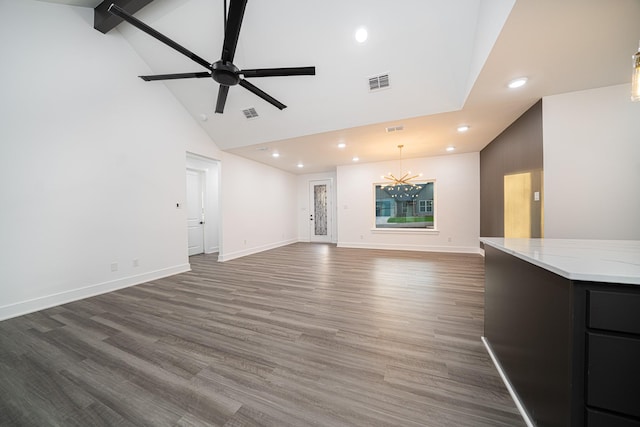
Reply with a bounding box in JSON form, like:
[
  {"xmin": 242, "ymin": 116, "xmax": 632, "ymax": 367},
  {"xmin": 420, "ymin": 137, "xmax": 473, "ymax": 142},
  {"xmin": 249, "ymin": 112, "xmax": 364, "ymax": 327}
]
[{"xmin": 110, "ymin": 262, "xmax": 118, "ymax": 272}]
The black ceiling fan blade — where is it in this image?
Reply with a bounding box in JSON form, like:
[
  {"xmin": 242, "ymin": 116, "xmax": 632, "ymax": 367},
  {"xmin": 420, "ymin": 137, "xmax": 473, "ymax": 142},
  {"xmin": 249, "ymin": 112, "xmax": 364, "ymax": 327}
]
[
  {"xmin": 139, "ymin": 72, "xmax": 211, "ymax": 81},
  {"xmin": 240, "ymin": 67, "xmax": 316, "ymax": 78},
  {"xmin": 239, "ymin": 79, "xmax": 287, "ymax": 110},
  {"xmin": 221, "ymin": 0, "xmax": 248, "ymax": 63},
  {"xmin": 215, "ymin": 85, "xmax": 230, "ymax": 114},
  {"xmin": 108, "ymin": 4, "xmax": 211, "ymax": 70}
]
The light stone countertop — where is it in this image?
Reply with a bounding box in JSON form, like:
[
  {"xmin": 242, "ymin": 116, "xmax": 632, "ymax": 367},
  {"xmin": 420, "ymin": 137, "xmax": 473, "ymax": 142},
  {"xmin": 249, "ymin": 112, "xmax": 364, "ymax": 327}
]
[{"xmin": 480, "ymin": 238, "xmax": 640, "ymax": 285}]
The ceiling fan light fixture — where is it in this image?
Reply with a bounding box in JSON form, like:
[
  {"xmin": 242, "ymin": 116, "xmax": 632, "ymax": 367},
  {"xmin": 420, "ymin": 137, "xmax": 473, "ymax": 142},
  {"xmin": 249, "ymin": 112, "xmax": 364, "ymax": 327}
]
[{"xmin": 632, "ymin": 41, "xmax": 640, "ymax": 102}]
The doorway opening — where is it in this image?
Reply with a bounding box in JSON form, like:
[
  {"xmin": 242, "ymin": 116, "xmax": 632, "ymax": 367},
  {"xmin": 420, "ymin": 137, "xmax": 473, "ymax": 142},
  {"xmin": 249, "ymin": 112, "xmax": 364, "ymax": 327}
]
[{"xmin": 186, "ymin": 153, "xmax": 221, "ymax": 256}]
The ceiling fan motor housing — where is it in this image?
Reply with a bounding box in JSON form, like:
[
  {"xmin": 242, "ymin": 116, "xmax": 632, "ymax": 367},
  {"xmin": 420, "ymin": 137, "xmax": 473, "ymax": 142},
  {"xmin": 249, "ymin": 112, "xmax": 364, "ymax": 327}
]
[{"xmin": 212, "ymin": 61, "xmax": 240, "ymax": 86}]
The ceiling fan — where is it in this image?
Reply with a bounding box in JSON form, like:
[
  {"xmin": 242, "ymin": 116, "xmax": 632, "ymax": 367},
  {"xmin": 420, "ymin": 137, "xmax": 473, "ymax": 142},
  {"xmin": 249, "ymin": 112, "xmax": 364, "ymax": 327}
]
[{"xmin": 108, "ymin": 0, "xmax": 316, "ymax": 114}]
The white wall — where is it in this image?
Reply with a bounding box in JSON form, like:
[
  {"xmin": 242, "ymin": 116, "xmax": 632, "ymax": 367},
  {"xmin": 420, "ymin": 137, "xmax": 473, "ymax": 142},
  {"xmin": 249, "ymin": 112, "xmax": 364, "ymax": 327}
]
[
  {"xmin": 337, "ymin": 152, "xmax": 480, "ymax": 253},
  {"xmin": 297, "ymin": 172, "xmax": 338, "ymax": 242},
  {"xmin": 0, "ymin": 0, "xmax": 217, "ymax": 320},
  {"xmin": 218, "ymin": 153, "xmax": 298, "ymax": 261},
  {"xmin": 543, "ymin": 84, "xmax": 640, "ymax": 239}
]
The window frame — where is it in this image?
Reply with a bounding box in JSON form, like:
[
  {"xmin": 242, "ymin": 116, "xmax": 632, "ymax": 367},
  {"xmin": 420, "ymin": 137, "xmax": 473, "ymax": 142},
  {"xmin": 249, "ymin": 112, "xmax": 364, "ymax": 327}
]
[{"xmin": 372, "ymin": 180, "xmax": 438, "ymax": 233}]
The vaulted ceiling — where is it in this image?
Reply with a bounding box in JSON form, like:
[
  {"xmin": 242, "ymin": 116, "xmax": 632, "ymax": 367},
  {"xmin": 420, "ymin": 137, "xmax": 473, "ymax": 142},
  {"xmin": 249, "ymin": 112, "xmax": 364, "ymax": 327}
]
[{"xmin": 38, "ymin": 0, "xmax": 640, "ymax": 173}]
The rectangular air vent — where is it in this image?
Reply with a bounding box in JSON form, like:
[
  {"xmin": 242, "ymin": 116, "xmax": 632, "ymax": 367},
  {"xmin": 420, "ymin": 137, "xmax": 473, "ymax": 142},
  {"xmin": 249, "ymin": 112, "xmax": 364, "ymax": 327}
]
[
  {"xmin": 369, "ymin": 73, "xmax": 390, "ymax": 91},
  {"xmin": 242, "ymin": 107, "xmax": 259, "ymax": 119},
  {"xmin": 385, "ymin": 125, "xmax": 404, "ymax": 133}
]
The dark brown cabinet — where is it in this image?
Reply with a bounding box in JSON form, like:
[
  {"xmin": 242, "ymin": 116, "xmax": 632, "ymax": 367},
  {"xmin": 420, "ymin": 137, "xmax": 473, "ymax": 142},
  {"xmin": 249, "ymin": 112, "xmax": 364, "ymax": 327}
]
[
  {"xmin": 585, "ymin": 290, "xmax": 640, "ymax": 424},
  {"xmin": 483, "ymin": 245, "xmax": 640, "ymax": 427}
]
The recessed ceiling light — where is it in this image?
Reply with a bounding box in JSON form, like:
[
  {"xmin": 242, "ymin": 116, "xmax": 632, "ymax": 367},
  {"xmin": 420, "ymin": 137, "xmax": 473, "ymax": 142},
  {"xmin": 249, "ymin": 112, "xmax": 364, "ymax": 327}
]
[
  {"xmin": 355, "ymin": 27, "xmax": 368, "ymax": 43},
  {"xmin": 457, "ymin": 125, "xmax": 470, "ymax": 133},
  {"xmin": 508, "ymin": 77, "xmax": 528, "ymax": 89},
  {"xmin": 272, "ymin": 152, "xmax": 280, "ymax": 158},
  {"xmin": 352, "ymin": 157, "xmax": 359, "ymax": 162},
  {"xmin": 338, "ymin": 143, "xmax": 346, "ymax": 149},
  {"xmin": 446, "ymin": 146, "xmax": 456, "ymax": 152},
  {"xmin": 297, "ymin": 163, "xmax": 304, "ymax": 168}
]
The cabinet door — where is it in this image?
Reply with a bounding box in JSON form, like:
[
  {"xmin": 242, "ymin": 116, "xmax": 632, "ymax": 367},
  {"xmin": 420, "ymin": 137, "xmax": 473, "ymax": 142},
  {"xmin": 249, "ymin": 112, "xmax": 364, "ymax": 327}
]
[
  {"xmin": 587, "ymin": 333, "xmax": 640, "ymax": 418},
  {"xmin": 589, "ymin": 290, "xmax": 640, "ymax": 335},
  {"xmin": 587, "ymin": 408, "xmax": 640, "ymax": 427}
]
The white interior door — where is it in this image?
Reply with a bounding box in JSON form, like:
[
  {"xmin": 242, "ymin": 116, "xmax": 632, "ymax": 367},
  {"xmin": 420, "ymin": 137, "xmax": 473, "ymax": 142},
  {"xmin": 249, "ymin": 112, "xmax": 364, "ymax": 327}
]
[
  {"xmin": 186, "ymin": 169, "xmax": 204, "ymax": 256},
  {"xmin": 309, "ymin": 179, "xmax": 332, "ymax": 243}
]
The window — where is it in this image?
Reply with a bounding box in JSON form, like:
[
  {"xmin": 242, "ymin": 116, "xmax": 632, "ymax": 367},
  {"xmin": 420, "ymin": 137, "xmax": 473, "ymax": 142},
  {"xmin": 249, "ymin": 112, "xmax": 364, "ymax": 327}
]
[
  {"xmin": 418, "ymin": 200, "xmax": 433, "ymax": 214},
  {"xmin": 374, "ymin": 181, "xmax": 435, "ymax": 229}
]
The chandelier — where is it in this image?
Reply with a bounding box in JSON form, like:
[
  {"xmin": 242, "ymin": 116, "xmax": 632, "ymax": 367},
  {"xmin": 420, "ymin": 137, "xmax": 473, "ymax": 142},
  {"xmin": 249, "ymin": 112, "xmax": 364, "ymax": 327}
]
[{"xmin": 381, "ymin": 144, "xmax": 422, "ymax": 188}]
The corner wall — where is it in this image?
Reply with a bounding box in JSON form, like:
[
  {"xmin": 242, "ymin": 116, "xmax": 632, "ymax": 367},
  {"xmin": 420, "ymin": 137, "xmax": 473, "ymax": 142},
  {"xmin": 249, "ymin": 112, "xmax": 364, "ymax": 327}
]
[
  {"xmin": 218, "ymin": 153, "xmax": 298, "ymax": 261},
  {"xmin": 543, "ymin": 84, "xmax": 640, "ymax": 239},
  {"xmin": 0, "ymin": 1, "xmax": 216, "ymax": 320}
]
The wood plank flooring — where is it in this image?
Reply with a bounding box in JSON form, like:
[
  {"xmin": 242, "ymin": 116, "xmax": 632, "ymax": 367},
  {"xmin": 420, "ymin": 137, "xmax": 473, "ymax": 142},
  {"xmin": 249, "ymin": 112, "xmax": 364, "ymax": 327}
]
[{"xmin": 0, "ymin": 243, "xmax": 525, "ymax": 426}]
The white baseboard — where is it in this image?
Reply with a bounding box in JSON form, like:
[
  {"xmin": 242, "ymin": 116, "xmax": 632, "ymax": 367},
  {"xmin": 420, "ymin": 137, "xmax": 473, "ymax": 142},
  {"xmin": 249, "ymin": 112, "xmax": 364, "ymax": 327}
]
[
  {"xmin": 481, "ymin": 336, "xmax": 535, "ymax": 427},
  {"xmin": 217, "ymin": 238, "xmax": 298, "ymax": 262},
  {"xmin": 0, "ymin": 264, "xmax": 190, "ymax": 322},
  {"xmin": 337, "ymin": 241, "xmax": 483, "ymax": 254}
]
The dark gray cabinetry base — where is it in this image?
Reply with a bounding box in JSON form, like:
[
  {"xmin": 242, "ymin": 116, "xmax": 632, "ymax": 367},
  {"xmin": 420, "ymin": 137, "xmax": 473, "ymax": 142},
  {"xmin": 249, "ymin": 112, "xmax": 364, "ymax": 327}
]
[{"xmin": 483, "ymin": 246, "xmax": 640, "ymax": 427}]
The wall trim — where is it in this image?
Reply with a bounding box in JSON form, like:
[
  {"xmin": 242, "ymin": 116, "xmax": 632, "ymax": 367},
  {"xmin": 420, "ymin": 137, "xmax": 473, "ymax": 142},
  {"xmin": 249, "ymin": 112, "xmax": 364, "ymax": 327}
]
[
  {"xmin": 337, "ymin": 241, "xmax": 482, "ymax": 254},
  {"xmin": 0, "ymin": 264, "xmax": 190, "ymax": 322},
  {"xmin": 482, "ymin": 336, "xmax": 535, "ymax": 427},
  {"xmin": 218, "ymin": 238, "xmax": 298, "ymax": 262}
]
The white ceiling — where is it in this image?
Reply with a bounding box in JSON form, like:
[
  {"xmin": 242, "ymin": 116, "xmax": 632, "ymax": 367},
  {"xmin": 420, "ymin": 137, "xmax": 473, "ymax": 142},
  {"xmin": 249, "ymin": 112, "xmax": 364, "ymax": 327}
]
[{"xmin": 39, "ymin": 0, "xmax": 640, "ymax": 174}]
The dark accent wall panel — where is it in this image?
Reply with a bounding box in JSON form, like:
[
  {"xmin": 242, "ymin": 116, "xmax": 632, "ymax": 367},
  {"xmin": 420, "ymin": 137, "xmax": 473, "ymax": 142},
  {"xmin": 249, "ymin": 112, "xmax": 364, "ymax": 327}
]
[{"xmin": 480, "ymin": 100, "xmax": 543, "ymax": 237}]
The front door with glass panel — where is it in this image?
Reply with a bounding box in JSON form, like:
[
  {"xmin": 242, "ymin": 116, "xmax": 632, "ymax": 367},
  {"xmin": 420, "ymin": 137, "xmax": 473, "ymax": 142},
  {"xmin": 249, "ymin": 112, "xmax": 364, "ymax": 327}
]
[{"xmin": 309, "ymin": 179, "xmax": 332, "ymax": 243}]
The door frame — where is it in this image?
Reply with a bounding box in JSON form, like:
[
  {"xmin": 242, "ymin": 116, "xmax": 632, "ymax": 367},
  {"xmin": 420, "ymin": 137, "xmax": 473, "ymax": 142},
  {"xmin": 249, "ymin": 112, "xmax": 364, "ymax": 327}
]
[
  {"xmin": 185, "ymin": 153, "xmax": 221, "ymax": 256},
  {"xmin": 186, "ymin": 168, "xmax": 205, "ymax": 256},
  {"xmin": 308, "ymin": 178, "xmax": 334, "ymax": 243}
]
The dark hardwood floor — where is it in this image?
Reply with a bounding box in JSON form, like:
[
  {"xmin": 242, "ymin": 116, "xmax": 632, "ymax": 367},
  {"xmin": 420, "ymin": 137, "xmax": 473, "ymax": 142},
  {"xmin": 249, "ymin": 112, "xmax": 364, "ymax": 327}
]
[{"xmin": 0, "ymin": 243, "xmax": 524, "ymax": 426}]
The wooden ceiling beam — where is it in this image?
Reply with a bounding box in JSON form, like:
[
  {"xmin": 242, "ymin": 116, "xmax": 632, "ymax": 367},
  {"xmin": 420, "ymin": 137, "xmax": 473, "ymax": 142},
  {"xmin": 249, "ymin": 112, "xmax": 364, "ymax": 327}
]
[{"xmin": 94, "ymin": 0, "xmax": 155, "ymax": 34}]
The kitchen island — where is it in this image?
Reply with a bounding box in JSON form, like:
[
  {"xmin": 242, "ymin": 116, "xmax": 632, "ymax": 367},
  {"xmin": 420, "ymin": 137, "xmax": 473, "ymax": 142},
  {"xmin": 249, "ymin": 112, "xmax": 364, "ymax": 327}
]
[{"xmin": 480, "ymin": 238, "xmax": 640, "ymax": 427}]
